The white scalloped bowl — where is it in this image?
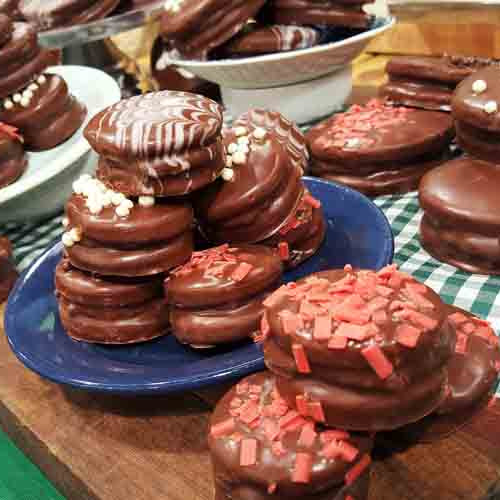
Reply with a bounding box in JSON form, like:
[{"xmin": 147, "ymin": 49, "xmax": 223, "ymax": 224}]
[{"xmin": 173, "ymin": 17, "xmax": 394, "ymax": 89}]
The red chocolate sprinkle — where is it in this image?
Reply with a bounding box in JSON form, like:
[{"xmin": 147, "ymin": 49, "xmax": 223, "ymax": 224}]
[
  {"xmin": 239, "ymin": 401, "xmax": 260, "ymax": 424},
  {"xmin": 308, "ymin": 401, "xmax": 326, "ymax": 423},
  {"xmin": 462, "ymin": 322, "xmax": 476, "ymax": 335},
  {"xmin": 361, "ymin": 345, "xmax": 394, "ymax": 379},
  {"xmin": 402, "ymin": 309, "xmax": 439, "ymax": 331},
  {"xmin": 263, "ymin": 287, "xmax": 287, "ymax": 308},
  {"xmin": 297, "ymin": 424, "xmax": 317, "ymax": 448},
  {"xmin": 279, "ymin": 410, "xmax": 300, "ymax": 429},
  {"xmin": 322, "ymin": 439, "xmax": 343, "ymax": 459},
  {"xmin": 366, "ymin": 297, "xmax": 389, "ymax": 314},
  {"xmin": 395, "ymin": 324, "xmax": 422, "ymax": 348},
  {"xmin": 303, "ymin": 194, "xmax": 321, "ymax": 209},
  {"xmin": 372, "ymin": 309, "xmax": 388, "ymax": 325},
  {"xmin": 345, "ymin": 454, "xmax": 372, "ymax": 486},
  {"xmin": 292, "ymin": 453, "xmax": 313, "ymax": 483},
  {"xmin": 263, "ymin": 419, "xmax": 280, "ymax": 441},
  {"xmin": 211, "ymin": 418, "xmax": 235, "ymax": 438},
  {"xmin": 271, "ymin": 441, "xmax": 287, "ymax": 457},
  {"xmin": 328, "ymin": 335, "xmax": 348, "ymax": 350},
  {"xmin": 240, "ymin": 438, "xmax": 258, "ymax": 466},
  {"xmin": 0, "ymin": 122, "xmax": 23, "ymax": 143},
  {"xmin": 335, "ymin": 322, "xmax": 376, "ymax": 342},
  {"xmin": 455, "ymin": 332, "xmax": 468, "ymax": 354},
  {"xmin": 279, "ymin": 242, "xmax": 290, "ymax": 261},
  {"xmin": 268, "ymin": 483, "xmax": 277, "ymax": 494},
  {"xmin": 314, "ymin": 314, "xmax": 332, "ymax": 341},
  {"xmin": 260, "ymin": 313, "xmax": 270, "ymax": 341},
  {"xmin": 338, "ymin": 441, "xmax": 359, "ymax": 462},
  {"xmin": 402, "ymin": 283, "xmax": 435, "ymax": 310},
  {"xmin": 292, "ymin": 344, "xmax": 312, "ymax": 373},
  {"xmin": 320, "ymin": 430, "xmax": 350, "ymax": 443},
  {"xmin": 231, "ymin": 262, "xmax": 253, "ymax": 282},
  {"xmin": 375, "ymin": 285, "xmax": 394, "ymax": 297},
  {"xmin": 296, "ymin": 395, "xmax": 309, "ymax": 416},
  {"xmin": 281, "ymin": 312, "xmax": 303, "ymax": 335},
  {"xmin": 237, "ymin": 381, "xmax": 249, "ymax": 394}
]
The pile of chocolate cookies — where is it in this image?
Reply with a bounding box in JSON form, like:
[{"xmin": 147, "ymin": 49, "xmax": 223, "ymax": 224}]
[
  {"xmin": 151, "ymin": 0, "xmax": 374, "ymax": 95},
  {"xmin": 55, "ymin": 91, "xmax": 326, "ymax": 346},
  {"xmin": 0, "ymin": 13, "xmax": 86, "ymax": 188},
  {"xmin": 208, "ymin": 264, "xmax": 500, "ymax": 499}
]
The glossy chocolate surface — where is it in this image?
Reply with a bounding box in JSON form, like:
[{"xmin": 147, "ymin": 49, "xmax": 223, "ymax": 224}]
[
  {"xmin": 0, "ymin": 127, "xmax": 27, "ymax": 188},
  {"xmin": 19, "ymin": 0, "xmax": 120, "ymax": 30},
  {"xmin": 55, "ymin": 260, "xmax": 169, "ymax": 344},
  {"xmin": 263, "ymin": 268, "xmax": 455, "ymax": 430},
  {"xmin": 166, "ymin": 245, "xmax": 282, "ymax": 346},
  {"xmin": 209, "ymin": 372, "xmax": 373, "ymax": 499},
  {"xmin": 160, "ymin": 0, "xmax": 266, "ymax": 58}
]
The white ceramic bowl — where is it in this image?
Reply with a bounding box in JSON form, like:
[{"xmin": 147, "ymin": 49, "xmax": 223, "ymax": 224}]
[
  {"xmin": 0, "ymin": 65, "xmax": 121, "ymax": 224},
  {"xmin": 173, "ymin": 17, "xmax": 395, "ymax": 89}
]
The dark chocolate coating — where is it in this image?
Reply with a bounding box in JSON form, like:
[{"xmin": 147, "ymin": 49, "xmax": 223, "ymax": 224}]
[
  {"xmin": 220, "ymin": 24, "xmax": 320, "ymax": 56},
  {"xmin": 0, "ymin": 74, "xmax": 86, "ymax": 151},
  {"xmin": 166, "ymin": 245, "xmax": 282, "ymax": 346},
  {"xmin": 209, "ymin": 372, "xmax": 373, "ymax": 499},
  {"xmin": 0, "ymin": 14, "xmax": 13, "ymax": 45},
  {"xmin": 0, "ymin": 2, "xmax": 22, "ymax": 20},
  {"xmin": 55, "ymin": 260, "xmax": 169, "ymax": 344},
  {"xmin": 19, "ymin": 0, "xmax": 120, "ymax": 30},
  {"xmin": 454, "ymin": 120, "xmax": 500, "ymax": 162},
  {"xmin": 0, "ymin": 236, "xmax": 17, "ymax": 302},
  {"xmin": 419, "ymin": 157, "xmax": 500, "ymax": 275},
  {"xmin": 160, "ymin": 0, "xmax": 267, "ymax": 58},
  {"xmin": 0, "ymin": 128, "xmax": 27, "ymax": 188},
  {"xmin": 265, "ymin": 0, "xmax": 372, "ymax": 29},
  {"xmin": 151, "ymin": 36, "xmax": 221, "ymax": 102},
  {"xmin": 0, "ymin": 21, "xmax": 52, "ymax": 98},
  {"xmin": 64, "ymin": 194, "xmax": 194, "ymax": 277},
  {"xmin": 263, "ymin": 269, "xmax": 455, "ymax": 430}
]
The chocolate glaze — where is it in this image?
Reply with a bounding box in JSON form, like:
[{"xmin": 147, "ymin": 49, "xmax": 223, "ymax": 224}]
[
  {"xmin": 0, "ymin": 127, "xmax": 27, "ymax": 188},
  {"xmin": 19, "ymin": 0, "xmax": 120, "ymax": 30},
  {"xmin": 0, "ymin": 74, "xmax": 86, "ymax": 151},
  {"xmin": 220, "ymin": 24, "xmax": 320, "ymax": 56},
  {"xmin": 55, "ymin": 260, "xmax": 169, "ymax": 344},
  {"xmin": 166, "ymin": 245, "xmax": 282, "ymax": 346},
  {"xmin": 455, "ymin": 120, "xmax": 500, "ymax": 162},
  {"xmin": 65, "ymin": 194, "xmax": 194, "ymax": 277},
  {"xmin": 0, "ymin": 14, "xmax": 13, "ymax": 45},
  {"xmin": 0, "ymin": 236, "xmax": 17, "ymax": 302},
  {"xmin": 0, "ymin": 20, "xmax": 52, "ymax": 98},
  {"xmin": 265, "ymin": 0, "xmax": 372, "ymax": 29},
  {"xmin": 419, "ymin": 157, "xmax": 500, "ymax": 274},
  {"xmin": 209, "ymin": 372, "xmax": 373, "ymax": 499},
  {"xmin": 151, "ymin": 36, "xmax": 221, "ymax": 102},
  {"xmin": 160, "ymin": 0, "xmax": 266, "ymax": 58},
  {"xmin": 452, "ymin": 66, "xmax": 500, "ymax": 134},
  {"xmin": 263, "ymin": 268, "xmax": 455, "ymax": 430},
  {"xmin": 312, "ymin": 150, "xmax": 451, "ymax": 197}
]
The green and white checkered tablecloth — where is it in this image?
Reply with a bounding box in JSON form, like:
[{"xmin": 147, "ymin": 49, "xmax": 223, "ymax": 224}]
[{"xmin": 4, "ymin": 191, "xmax": 500, "ymax": 334}]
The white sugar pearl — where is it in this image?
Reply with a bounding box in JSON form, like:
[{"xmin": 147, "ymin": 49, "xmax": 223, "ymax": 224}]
[
  {"xmin": 472, "ymin": 79, "xmax": 487, "ymax": 94},
  {"xmin": 72, "ymin": 181, "xmax": 84, "ymax": 194},
  {"xmin": 225, "ymin": 156, "xmax": 233, "ymax": 168},
  {"xmin": 62, "ymin": 233, "xmax": 75, "ymax": 247},
  {"xmin": 62, "ymin": 217, "xmax": 69, "ymax": 228},
  {"xmin": 88, "ymin": 201, "xmax": 103, "ymax": 215},
  {"xmin": 22, "ymin": 89, "xmax": 33, "ymax": 100},
  {"xmin": 111, "ymin": 192, "xmax": 126, "ymax": 206},
  {"xmin": 237, "ymin": 136, "xmax": 249, "ymax": 145},
  {"xmin": 484, "ymin": 100, "xmax": 498, "ymax": 114},
  {"xmin": 37, "ymin": 75, "xmax": 46, "ymax": 85},
  {"xmin": 138, "ymin": 196, "xmax": 155, "ymax": 207},
  {"xmin": 115, "ymin": 203, "xmax": 130, "ymax": 217},
  {"xmin": 20, "ymin": 97, "xmax": 30, "ymax": 108},
  {"xmin": 345, "ymin": 137, "xmax": 361, "ymax": 148},
  {"xmin": 227, "ymin": 143, "xmax": 238, "ymax": 154},
  {"xmin": 102, "ymin": 191, "xmax": 113, "ymax": 207},
  {"xmin": 234, "ymin": 126, "xmax": 247, "ymax": 137},
  {"xmin": 80, "ymin": 174, "xmax": 92, "ymax": 182},
  {"xmin": 122, "ymin": 199, "xmax": 134, "ymax": 209},
  {"xmin": 69, "ymin": 227, "xmax": 82, "ymax": 242},
  {"xmin": 12, "ymin": 93, "xmax": 21, "ymax": 103},
  {"xmin": 232, "ymin": 151, "xmax": 246, "ymax": 165},
  {"xmin": 28, "ymin": 83, "xmax": 38, "ymax": 92},
  {"xmin": 221, "ymin": 168, "xmax": 234, "ymax": 181},
  {"xmin": 253, "ymin": 127, "xmax": 266, "ymax": 140},
  {"xmin": 3, "ymin": 99, "xmax": 13, "ymax": 110},
  {"xmin": 237, "ymin": 144, "xmax": 249, "ymax": 154}
]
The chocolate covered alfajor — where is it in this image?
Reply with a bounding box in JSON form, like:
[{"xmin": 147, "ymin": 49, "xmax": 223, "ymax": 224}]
[
  {"xmin": 262, "ymin": 265, "xmax": 455, "ymax": 431},
  {"xmin": 166, "ymin": 244, "xmax": 282, "ymax": 348},
  {"xmin": 196, "ymin": 109, "xmax": 324, "ymax": 268},
  {"xmin": 0, "ymin": 14, "xmax": 86, "ymax": 150},
  {"xmin": 0, "ymin": 122, "xmax": 26, "ymax": 188},
  {"xmin": 306, "ymin": 99, "xmax": 454, "ymax": 196},
  {"xmin": 0, "ymin": 235, "xmax": 18, "ymax": 302},
  {"xmin": 209, "ymin": 372, "xmax": 374, "ymax": 500},
  {"xmin": 85, "ymin": 91, "xmax": 225, "ymax": 197}
]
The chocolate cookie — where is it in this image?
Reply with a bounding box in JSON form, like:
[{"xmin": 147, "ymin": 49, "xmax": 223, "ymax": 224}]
[
  {"xmin": 151, "ymin": 36, "xmax": 221, "ymax": 102},
  {"xmin": 220, "ymin": 24, "xmax": 320, "ymax": 57},
  {"xmin": 85, "ymin": 91, "xmax": 225, "ymax": 197},
  {"xmin": 380, "ymin": 55, "xmax": 497, "ymax": 112},
  {"xmin": 306, "ymin": 99, "xmax": 454, "ymax": 196},
  {"xmin": 166, "ymin": 244, "xmax": 282, "ymax": 347},
  {"xmin": 209, "ymin": 372, "xmax": 374, "ymax": 500},
  {"xmin": 19, "ymin": 0, "xmax": 120, "ymax": 31},
  {"xmin": 160, "ymin": 0, "xmax": 266, "ymax": 58},
  {"xmin": 62, "ymin": 175, "xmax": 194, "ymax": 277},
  {"xmin": 55, "ymin": 259, "xmax": 169, "ymax": 344},
  {"xmin": 419, "ymin": 157, "xmax": 500, "ymax": 275},
  {"xmin": 263, "ymin": 265, "xmax": 455, "ymax": 431},
  {"xmin": 0, "ymin": 236, "xmax": 18, "ymax": 302},
  {"xmin": 452, "ymin": 67, "xmax": 500, "ymax": 161},
  {"xmin": 263, "ymin": 0, "xmax": 373, "ymax": 29},
  {"xmin": 0, "ymin": 123, "xmax": 26, "ymax": 188}
]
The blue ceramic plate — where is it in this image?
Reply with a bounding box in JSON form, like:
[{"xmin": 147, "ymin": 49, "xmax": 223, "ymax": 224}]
[{"xmin": 4, "ymin": 178, "xmax": 394, "ymax": 394}]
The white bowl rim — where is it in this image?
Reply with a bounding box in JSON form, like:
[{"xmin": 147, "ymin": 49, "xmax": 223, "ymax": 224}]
[
  {"xmin": 0, "ymin": 65, "xmax": 120, "ymax": 205},
  {"xmin": 173, "ymin": 16, "xmax": 395, "ymax": 69}
]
